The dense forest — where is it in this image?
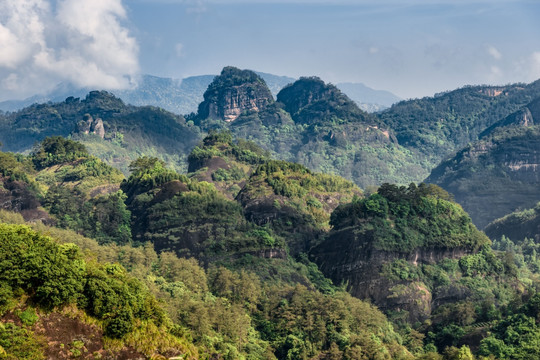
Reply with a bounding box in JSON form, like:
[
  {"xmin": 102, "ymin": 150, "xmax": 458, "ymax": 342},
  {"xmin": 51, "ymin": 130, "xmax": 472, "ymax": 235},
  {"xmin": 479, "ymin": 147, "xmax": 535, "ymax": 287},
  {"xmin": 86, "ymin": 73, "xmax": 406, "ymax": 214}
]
[
  {"xmin": 0, "ymin": 133, "xmax": 538, "ymax": 359},
  {"xmin": 1, "ymin": 67, "xmax": 540, "ymax": 359}
]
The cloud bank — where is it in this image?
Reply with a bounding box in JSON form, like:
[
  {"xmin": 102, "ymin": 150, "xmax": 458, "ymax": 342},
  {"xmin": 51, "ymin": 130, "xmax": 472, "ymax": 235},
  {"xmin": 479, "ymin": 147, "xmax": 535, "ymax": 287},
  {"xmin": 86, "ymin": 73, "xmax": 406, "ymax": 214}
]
[{"xmin": 0, "ymin": 0, "xmax": 138, "ymax": 101}]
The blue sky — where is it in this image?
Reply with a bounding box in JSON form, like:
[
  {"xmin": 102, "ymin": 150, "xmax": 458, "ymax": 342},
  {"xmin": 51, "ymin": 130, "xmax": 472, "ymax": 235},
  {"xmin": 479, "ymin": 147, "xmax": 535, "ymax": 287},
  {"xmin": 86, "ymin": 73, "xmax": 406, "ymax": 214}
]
[{"xmin": 1, "ymin": 0, "xmax": 540, "ymax": 100}]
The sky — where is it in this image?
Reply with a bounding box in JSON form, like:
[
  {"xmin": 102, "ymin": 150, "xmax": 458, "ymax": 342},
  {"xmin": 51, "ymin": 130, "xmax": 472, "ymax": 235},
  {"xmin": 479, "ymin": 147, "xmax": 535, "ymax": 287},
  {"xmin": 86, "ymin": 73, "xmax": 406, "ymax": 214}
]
[{"xmin": 1, "ymin": 0, "xmax": 540, "ymax": 101}]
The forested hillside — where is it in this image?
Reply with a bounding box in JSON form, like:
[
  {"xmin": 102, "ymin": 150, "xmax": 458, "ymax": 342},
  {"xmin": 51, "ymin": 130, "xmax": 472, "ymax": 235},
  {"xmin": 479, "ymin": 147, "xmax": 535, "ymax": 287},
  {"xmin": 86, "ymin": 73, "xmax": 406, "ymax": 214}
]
[
  {"xmin": 3, "ymin": 66, "xmax": 540, "ymax": 359},
  {"xmin": 3, "ymin": 66, "xmax": 540, "ymax": 192},
  {"xmin": 1, "ymin": 134, "xmax": 540, "ymax": 359},
  {"xmin": 427, "ymin": 97, "xmax": 540, "ymax": 228},
  {"xmin": 379, "ymin": 81, "xmax": 540, "ymax": 170}
]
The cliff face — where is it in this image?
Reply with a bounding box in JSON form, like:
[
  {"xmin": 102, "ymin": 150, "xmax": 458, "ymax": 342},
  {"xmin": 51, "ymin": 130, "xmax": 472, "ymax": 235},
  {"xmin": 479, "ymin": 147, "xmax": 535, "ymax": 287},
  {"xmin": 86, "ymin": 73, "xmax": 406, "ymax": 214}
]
[
  {"xmin": 196, "ymin": 67, "xmax": 274, "ymax": 123},
  {"xmin": 77, "ymin": 114, "xmax": 105, "ymax": 138},
  {"xmin": 310, "ymin": 185, "xmax": 488, "ymax": 323},
  {"xmin": 427, "ymin": 100, "xmax": 540, "ymax": 229},
  {"xmin": 311, "ymin": 226, "xmax": 473, "ymax": 322}
]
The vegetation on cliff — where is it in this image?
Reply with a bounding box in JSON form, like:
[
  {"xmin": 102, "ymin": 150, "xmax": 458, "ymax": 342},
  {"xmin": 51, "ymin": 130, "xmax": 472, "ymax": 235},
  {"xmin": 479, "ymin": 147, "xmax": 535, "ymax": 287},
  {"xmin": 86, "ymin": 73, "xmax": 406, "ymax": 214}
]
[
  {"xmin": 485, "ymin": 202, "xmax": 540, "ymax": 243},
  {"xmin": 427, "ymin": 123, "xmax": 540, "ymax": 229},
  {"xmin": 2, "ymin": 68, "xmax": 540, "ymax": 358},
  {"xmin": 329, "ymin": 183, "xmax": 488, "ymax": 252}
]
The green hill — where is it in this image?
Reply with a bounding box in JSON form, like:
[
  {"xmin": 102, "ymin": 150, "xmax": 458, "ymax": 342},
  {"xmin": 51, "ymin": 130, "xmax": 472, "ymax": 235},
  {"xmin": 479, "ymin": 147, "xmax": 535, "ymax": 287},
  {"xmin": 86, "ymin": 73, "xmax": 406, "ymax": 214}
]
[
  {"xmin": 0, "ymin": 137, "xmax": 414, "ymax": 359},
  {"xmin": 484, "ymin": 202, "xmax": 540, "ymax": 243},
  {"xmin": 426, "ymin": 98, "xmax": 540, "ymax": 228},
  {"xmin": 0, "ymin": 91, "xmax": 201, "ymax": 174},
  {"xmin": 379, "ymin": 80, "xmax": 540, "ymax": 172}
]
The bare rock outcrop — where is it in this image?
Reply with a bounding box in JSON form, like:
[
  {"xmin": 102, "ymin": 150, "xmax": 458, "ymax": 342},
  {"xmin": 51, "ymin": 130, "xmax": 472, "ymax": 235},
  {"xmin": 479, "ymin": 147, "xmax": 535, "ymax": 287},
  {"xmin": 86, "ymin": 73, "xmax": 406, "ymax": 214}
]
[{"xmin": 196, "ymin": 66, "xmax": 274, "ymax": 123}]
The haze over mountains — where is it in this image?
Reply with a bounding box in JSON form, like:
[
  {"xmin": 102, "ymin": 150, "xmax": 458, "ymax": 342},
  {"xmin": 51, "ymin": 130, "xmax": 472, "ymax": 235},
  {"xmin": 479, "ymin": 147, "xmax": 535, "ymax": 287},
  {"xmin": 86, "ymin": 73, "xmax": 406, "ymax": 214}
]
[{"xmin": 0, "ymin": 71, "xmax": 400, "ymax": 115}]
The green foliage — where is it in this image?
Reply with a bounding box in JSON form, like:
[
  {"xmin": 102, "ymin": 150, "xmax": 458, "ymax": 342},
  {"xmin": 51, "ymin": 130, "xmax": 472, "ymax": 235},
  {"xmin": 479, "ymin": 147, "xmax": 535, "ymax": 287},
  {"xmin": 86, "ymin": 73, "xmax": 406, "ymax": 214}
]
[
  {"xmin": 330, "ymin": 183, "xmax": 488, "ymax": 251},
  {"xmin": 0, "ymin": 223, "xmax": 166, "ymax": 342},
  {"xmin": 382, "ymin": 259, "xmax": 422, "ymax": 281},
  {"xmin": 0, "ymin": 152, "xmax": 35, "ymax": 183},
  {"xmin": 485, "ymin": 202, "xmax": 540, "ymax": 243},
  {"xmin": 0, "ymin": 224, "xmax": 86, "ymax": 309},
  {"xmin": 379, "ymin": 82, "xmax": 540, "ymax": 172},
  {"xmin": 17, "ymin": 307, "xmax": 39, "ymax": 326},
  {"xmin": 44, "ymin": 189, "xmax": 132, "ymax": 245},
  {"xmin": 31, "ymin": 136, "xmax": 88, "ymax": 169},
  {"xmin": 478, "ymin": 312, "xmax": 540, "ymax": 359},
  {"xmin": 123, "ymin": 156, "xmax": 185, "ymax": 200},
  {"xmin": 0, "ymin": 323, "xmax": 44, "ymax": 360}
]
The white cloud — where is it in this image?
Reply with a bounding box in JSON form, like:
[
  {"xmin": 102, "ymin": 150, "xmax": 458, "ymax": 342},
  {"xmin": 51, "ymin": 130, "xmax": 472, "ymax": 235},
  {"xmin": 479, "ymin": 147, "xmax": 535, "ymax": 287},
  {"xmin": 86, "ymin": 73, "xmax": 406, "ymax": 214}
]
[
  {"xmin": 487, "ymin": 45, "xmax": 501, "ymax": 60},
  {"xmin": 0, "ymin": 0, "xmax": 139, "ymax": 101}
]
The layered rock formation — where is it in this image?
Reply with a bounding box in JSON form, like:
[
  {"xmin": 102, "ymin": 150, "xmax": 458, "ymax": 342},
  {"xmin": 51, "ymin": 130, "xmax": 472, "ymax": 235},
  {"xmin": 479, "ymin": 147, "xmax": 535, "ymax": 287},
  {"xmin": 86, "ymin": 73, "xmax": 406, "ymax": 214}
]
[
  {"xmin": 196, "ymin": 66, "xmax": 274, "ymax": 123},
  {"xmin": 77, "ymin": 114, "xmax": 105, "ymax": 138},
  {"xmin": 311, "ymin": 226, "xmax": 475, "ymax": 322},
  {"xmin": 310, "ymin": 184, "xmax": 489, "ymax": 322}
]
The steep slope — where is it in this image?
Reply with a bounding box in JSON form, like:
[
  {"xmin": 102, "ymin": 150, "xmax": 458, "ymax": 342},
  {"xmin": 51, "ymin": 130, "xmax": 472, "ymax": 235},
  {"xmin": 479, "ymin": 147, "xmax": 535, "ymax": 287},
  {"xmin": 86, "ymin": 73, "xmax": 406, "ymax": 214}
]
[
  {"xmin": 187, "ymin": 132, "xmax": 361, "ymax": 255},
  {"xmin": 426, "ymin": 98, "xmax": 540, "ymax": 228},
  {"xmin": 237, "ymin": 159, "xmax": 361, "ymax": 255},
  {"xmin": 121, "ymin": 156, "xmax": 289, "ymax": 265},
  {"xmin": 378, "ymin": 80, "xmax": 540, "ymax": 171},
  {"xmin": 195, "ymin": 67, "xmax": 274, "ymax": 124},
  {"xmin": 311, "ymin": 183, "xmax": 490, "ymax": 323},
  {"xmin": 277, "ymin": 76, "xmax": 376, "ymax": 126},
  {"xmin": 484, "ymin": 202, "xmax": 540, "ymax": 242},
  {"xmin": 193, "ymin": 68, "xmax": 426, "ymax": 187}
]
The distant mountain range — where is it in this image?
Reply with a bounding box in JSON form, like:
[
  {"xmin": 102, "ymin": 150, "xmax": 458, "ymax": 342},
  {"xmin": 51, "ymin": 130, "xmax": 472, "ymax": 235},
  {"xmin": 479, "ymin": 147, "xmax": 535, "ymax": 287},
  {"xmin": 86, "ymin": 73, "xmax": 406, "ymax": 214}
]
[{"xmin": 0, "ymin": 72, "xmax": 400, "ymax": 115}]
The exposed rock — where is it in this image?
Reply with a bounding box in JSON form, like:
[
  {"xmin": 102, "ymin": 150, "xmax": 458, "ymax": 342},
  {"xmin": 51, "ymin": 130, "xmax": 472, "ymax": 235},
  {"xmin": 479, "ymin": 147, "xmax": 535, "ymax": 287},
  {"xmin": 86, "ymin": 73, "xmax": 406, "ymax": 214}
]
[
  {"xmin": 91, "ymin": 117, "xmax": 105, "ymax": 138},
  {"xmin": 196, "ymin": 66, "xmax": 274, "ymax": 123},
  {"xmin": 77, "ymin": 114, "xmax": 106, "ymax": 139},
  {"xmin": 428, "ymin": 123, "xmax": 540, "ymax": 229},
  {"xmin": 311, "ymin": 226, "xmax": 474, "ymax": 322}
]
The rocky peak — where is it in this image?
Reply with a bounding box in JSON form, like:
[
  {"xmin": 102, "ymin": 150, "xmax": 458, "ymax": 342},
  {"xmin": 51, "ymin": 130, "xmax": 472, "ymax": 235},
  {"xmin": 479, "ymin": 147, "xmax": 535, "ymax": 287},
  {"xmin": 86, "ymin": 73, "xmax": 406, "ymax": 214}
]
[
  {"xmin": 276, "ymin": 76, "xmax": 374, "ymax": 126},
  {"xmin": 77, "ymin": 114, "xmax": 105, "ymax": 139},
  {"xmin": 480, "ymin": 97, "xmax": 539, "ymax": 138},
  {"xmin": 277, "ymin": 77, "xmax": 337, "ymax": 111},
  {"xmin": 196, "ymin": 66, "xmax": 274, "ymax": 123}
]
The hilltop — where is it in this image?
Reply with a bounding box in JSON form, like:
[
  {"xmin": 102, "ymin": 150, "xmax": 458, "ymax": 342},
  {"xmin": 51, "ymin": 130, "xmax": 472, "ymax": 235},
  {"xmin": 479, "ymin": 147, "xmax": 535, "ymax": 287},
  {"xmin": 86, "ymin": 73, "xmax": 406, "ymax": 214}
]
[{"xmin": 426, "ymin": 97, "xmax": 540, "ymax": 228}]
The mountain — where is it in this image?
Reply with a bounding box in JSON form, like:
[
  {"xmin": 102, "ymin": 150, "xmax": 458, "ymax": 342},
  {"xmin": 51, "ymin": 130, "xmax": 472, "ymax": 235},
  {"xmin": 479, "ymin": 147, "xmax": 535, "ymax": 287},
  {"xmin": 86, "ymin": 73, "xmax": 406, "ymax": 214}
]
[
  {"xmin": 426, "ymin": 98, "xmax": 540, "ymax": 229},
  {"xmin": 195, "ymin": 67, "xmax": 275, "ymax": 123},
  {"xmin": 0, "ymin": 72, "xmax": 294, "ymax": 116},
  {"xmin": 4, "ymin": 133, "xmax": 540, "ymax": 358},
  {"xmin": 336, "ymin": 82, "xmax": 401, "ymax": 112},
  {"xmin": 0, "ymin": 91, "xmax": 201, "ymax": 174},
  {"xmin": 378, "ymin": 81, "xmax": 540, "ymax": 172},
  {"xmin": 311, "ymin": 183, "xmax": 490, "ymax": 323},
  {"xmin": 484, "ymin": 201, "xmax": 540, "ymax": 243},
  {"xmin": 0, "ymin": 136, "xmax": 415, "ymax": 360},
  {"xmin": 193, "ymin": 68, "xmax": 427, "ymax": 188},
  {"xmin": 0, "ymin": 68, "xmax": 421, "ymax": 188},
  {"xmin": 0, "ymin": 72, "xmax": 401, "ymax": 116}
]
